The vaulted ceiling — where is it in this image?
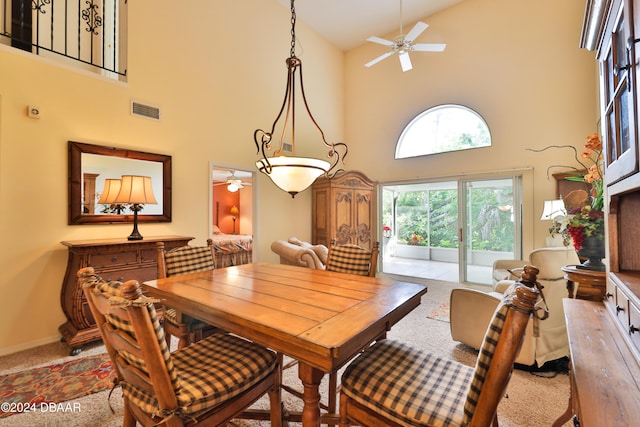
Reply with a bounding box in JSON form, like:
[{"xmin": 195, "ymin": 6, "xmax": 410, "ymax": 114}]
[{"xmin": 276, "ymin": 0, "xmax": 463, "ymax": 51}]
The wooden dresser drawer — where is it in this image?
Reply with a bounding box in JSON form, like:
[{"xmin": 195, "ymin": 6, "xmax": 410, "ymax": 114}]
[
  {"xmin": 615, "ymin": 286, "xmax": 631, "ymax": 329},
  {"xmin": 90, "ymin": 250, "xmax": 139, "ymax": 268},
  {"xmin": 629, "ymin": 302, "xmax": 640, "ymax": 354},
  {"xmin": 140, "ymin": 248, "xmax": 157, "ymax": 264},
  {"xmin": 99, "ymin": 266, "xmax": 157, "ymax": 284}
]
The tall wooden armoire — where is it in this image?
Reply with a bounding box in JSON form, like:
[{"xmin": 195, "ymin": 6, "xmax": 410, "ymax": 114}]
[{"xmin": 312, "ymin": 170, "xmax": 376, "ymax": 249}]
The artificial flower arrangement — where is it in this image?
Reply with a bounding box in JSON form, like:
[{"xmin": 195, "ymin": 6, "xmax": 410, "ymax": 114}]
[
  {"xmin": 382, "ymin": 225, "xmax": 392, "ymax": 238},
  {"xmin": 530, "ymin": 134, "xmax": 605, "ymax": 251}
]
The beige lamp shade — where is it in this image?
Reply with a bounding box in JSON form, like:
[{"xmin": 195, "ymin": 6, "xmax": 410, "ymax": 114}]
[
  {"xmin": 230, "ymin": 205, "xmax": 239, "ymax": 216},
  {"xmin": 540, "ymin": 199, "xmax": 566, "ymax": 220},
  {"xmin": 97, "ymin": 179, "xmax": 122, "ymax": 204},
  {"xmin": 114, "ymin": 175, "xmax": 158, "ymax": 205}
]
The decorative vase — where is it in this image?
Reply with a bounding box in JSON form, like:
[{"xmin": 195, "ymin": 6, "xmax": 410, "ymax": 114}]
[{"xmin": 576, "ymin": 224, "xmax": 606, "ymax": 271}]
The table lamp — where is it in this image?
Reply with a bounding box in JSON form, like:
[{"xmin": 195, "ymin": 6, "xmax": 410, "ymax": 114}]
[
  {"xmin": 540, "ymin": 199, "xmax": 566, "ymax": 220},
  {"xmin": 230, "ymin": 205, "xmax": 239, "ymax": 234},
  {"xmin": 97, "ymin": 178, "xmax": 124, "ymax": 214},
  {"xmin": 114, "ymin": 175, "xmax": 157, "ymax": 240},
  {"xmin": 541, "ymin": 199, "xmax": 566, "ymax": 247}
]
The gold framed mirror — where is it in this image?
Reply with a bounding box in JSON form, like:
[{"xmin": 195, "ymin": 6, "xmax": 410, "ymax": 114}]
[{"xmin": 68, "ymin": 141, "xmax": 172, "ymax": 225}]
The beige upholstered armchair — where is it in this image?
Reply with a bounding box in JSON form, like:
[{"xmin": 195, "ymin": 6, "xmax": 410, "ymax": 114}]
[
  {"xmin": 270, "ymin": 237, "xmax": 328, "ymax": 270},
  {"xmin": 450, "ymin": 246, "xmax": 579, "ymax": 367}
]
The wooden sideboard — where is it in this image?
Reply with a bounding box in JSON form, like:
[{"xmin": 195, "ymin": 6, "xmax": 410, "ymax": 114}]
[
  {"xmin": 59, "ymin": 235, "xmax": 193, "ymax": 355},
  {"xmin": 553, "ymin": 299, "xmax": 640, "ymax": 426}
]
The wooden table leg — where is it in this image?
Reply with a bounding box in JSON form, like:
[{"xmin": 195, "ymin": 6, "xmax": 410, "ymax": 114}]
[
  {"xmin": 552, "ymin": 360, "xmax": 574, "ymax": 426},
  {"xmin": 298, "ymin": 362, "xmax": 325, "ymax": 427},
  {"xmin": 566, "ymin": 278, "xmax": 575, "ymax": 299}
]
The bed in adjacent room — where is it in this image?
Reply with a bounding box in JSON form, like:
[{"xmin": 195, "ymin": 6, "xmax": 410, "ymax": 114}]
[{"xmin": 211, "ymin": 226, "xmax": 253, "ymax": 268}]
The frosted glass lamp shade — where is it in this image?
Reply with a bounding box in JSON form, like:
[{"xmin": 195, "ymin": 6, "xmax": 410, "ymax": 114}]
[{"xmin": 257, "ymin": 156, "xmax": 329, "ymax": 197}]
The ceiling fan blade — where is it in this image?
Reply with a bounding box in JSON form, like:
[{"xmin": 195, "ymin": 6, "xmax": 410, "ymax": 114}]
[
  {"xmin": 411, "ymin": 43, "xmax": 447, "ymax": 52},
  {"xmin": 405, "ymin": 21, "xmax": 428, "ymax": 43},
  {"xmin": 399, "ymin": 51, "xmax": 413, "ymax": 72},
  {"xmin": 366, "ymin": 36, "xmax": 394, "ymax": 47},
  {"xmin": 365, "ymin": 51, "xmax": 395, "ymax": 68}
]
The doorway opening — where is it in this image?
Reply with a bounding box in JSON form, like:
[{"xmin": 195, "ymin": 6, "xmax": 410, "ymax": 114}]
[{"xmin": 209, "ymin": 163, "xmax": 257, "ymax": 266}]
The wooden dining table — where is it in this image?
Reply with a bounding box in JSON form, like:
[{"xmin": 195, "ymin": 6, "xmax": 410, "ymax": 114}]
[{"xmin": 142, "ymin": 262, "xmax": 428, "ymax": 426}]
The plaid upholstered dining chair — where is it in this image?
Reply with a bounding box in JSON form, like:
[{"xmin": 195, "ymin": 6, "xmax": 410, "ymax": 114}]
[
  {"xmin": 156, "ymin": 240, "xmax": 220, "ymax": 349},
  {"xmin": 325, "ymin": 239, "xmax": 380, "ymax": 277},
  {"xmin": 290, "ymin": 238, "xmax": 379, "ymax": 424},
  {"xmin": 338, "ymin": 265, "xmax": 543, "ymax": 427},
  {"xmin": 80, "ymin": 267, "xmax": 282, "ymax": 427}
]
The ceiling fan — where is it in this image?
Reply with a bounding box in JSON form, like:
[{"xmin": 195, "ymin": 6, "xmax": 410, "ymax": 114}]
[
  {"xmin": 213, "ymin": 170, "xmax": 252, "ymax": 192},
  {"xmin": 365, "ymin": 0, "xmax": 446, "ymax": 72}
]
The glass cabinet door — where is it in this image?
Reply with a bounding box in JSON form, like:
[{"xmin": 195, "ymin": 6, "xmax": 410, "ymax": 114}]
[{"xmin": 600, "ymin": 0, "xmax": 639, "ymax": 185}]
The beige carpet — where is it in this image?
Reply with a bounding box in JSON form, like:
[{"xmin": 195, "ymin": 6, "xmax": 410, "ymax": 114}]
[{"xmin": 0, "ymin": 274, "xmax": 571, "ymax": 426}]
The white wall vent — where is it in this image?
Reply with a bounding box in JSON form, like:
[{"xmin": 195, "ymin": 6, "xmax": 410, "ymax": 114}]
[
  {"xmin": 282, "ymin": 142, "xmax": 293, "ymax": 154},
  {"xmin": 131, "ymin": 100, "xmax": 161, "ymax": 120}
]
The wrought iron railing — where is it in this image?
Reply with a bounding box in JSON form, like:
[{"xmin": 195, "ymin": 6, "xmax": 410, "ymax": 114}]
[{"xmin": 1, "ymin": 0, "xmax": 127, "ymax": 78}]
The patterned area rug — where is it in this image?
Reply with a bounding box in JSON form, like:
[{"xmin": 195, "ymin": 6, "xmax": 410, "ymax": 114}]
[
  {"xmin": 0, "ymin": 353, "xmax": 115, "ymax": 418},
  {"xmin": 426, "ymin": 302, "xmax": 450, "ymax": 322}
]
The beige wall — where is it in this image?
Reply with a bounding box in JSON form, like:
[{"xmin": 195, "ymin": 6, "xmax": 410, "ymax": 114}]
[
  {"xmin": 0, "ymin": 0, "xmax": 343, "ymax": 354},
  {"xmin": 344, "ymin": 0, "xmax": 599, "ymax": 255},
  {"xmin": 0, "ymin": 0, "xmax": 598, "ymax": 353}
]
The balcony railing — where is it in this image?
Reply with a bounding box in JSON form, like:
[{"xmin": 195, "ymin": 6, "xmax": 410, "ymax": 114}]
[{"xmin": 1, "ymin": 0, "xmax": 127, "ymax": 78}]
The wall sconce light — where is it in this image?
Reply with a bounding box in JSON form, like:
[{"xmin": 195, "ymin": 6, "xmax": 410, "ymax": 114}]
[
  {"xmin": 114, "ymin": 175, "xmax": 157, "ymax": 240},
  {"xmin": 253, "ymin": 0, "xmax": 348, "ymax": 198},
  {"xmin": 230, "ymin": 205, "xmax": 239, "ymax": 234}
]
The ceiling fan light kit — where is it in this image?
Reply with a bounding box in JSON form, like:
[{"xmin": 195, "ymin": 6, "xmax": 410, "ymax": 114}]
[
  {"xmin": 253, "ymin": 0, "xmax": 348, "ymax": 198},
  {"xmin": 212, "ymin": 170, "xmax": 251, "ymax": 193},
  {"xmin": 365, "ymin": 0, "xmax": 446, "ymax": 72}
]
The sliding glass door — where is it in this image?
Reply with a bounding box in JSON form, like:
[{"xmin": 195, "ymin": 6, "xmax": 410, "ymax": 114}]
[
  {"xmin": 381, "ymin": 176, "xmax": 521, "ymax": 285},
  {"xmin": 460, "ymin": 178, "xmax": 520, "ymax": 284}
]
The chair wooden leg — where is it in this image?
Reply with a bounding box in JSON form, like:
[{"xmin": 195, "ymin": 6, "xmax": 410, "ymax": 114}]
[
  {"xmin": 327, "ymin": 372, "xmax": 338, "ymax": 427},
  {"xmin": 123, "ymin": 399, "xmax": 136, "ymax": 427},
  {"xmin": 269, "ymin": 367, "xmax": 283, "ymax": 427},
  {"xmin": 339, "ymin": 393, "xmax": 350, "ymax": 427},
  {"xmin": 177, "ymin": 334, "xmax": 189, "ymax": 349},
  {"xmin": 164, "ymin": 328, "xmax": 172, "ymax": 349}
]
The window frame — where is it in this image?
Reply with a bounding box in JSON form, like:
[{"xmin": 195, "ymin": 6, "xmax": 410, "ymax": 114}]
[{"xmin": 395, "ymin": 104, "xmax": 491, "ymax": 159}]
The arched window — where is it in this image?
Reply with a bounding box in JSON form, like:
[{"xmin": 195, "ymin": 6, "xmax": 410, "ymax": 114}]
[{"xmin": 395, "ymin": 104, "xmax": 491, "ymax": 159}]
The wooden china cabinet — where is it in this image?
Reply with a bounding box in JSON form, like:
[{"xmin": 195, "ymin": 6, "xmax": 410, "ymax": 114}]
[
  {"xmin": 552, "ymin": 1, "xmax": 640, "ymax": 424},
  {"xmin": 59, "ymin": 235, "xmax": 193, "ymax": 355},
  {"xmin": 311, "ymin": 171, "xmax": 376, "ymax": 250},
  {"xmin": 597, "ymin": 0, "xmax": 640, "ymax": 352}
]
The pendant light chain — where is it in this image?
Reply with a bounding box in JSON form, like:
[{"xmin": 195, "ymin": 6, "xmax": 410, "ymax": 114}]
[
  {"xmin": 253, "ymin": 0, "xmax": 349, "ymax": 197},
  {"xmin": 290, "ymin": 0, "xmax": 296, "ymax": 58}
]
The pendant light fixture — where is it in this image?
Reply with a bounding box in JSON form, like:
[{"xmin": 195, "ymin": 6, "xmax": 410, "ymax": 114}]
[{"xmin": 254, "ymin": 0, "xmax": 348, "ymax": 198}]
